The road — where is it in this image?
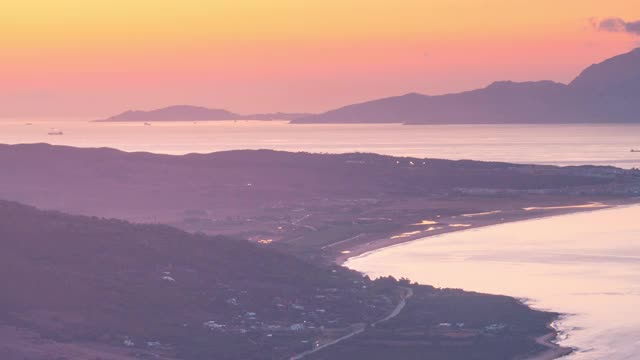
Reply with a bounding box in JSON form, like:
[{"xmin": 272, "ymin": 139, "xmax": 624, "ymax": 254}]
[
  {"xmin": 372, "ymin": 287, "xmax": 413, "ymax": 326},
  {"xmin": 289, "ymin": 286, "xmax": 414, "ymax": 359}
]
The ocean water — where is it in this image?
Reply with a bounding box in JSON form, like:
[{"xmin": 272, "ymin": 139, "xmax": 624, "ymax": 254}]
[
  {"xmin": 346, "ymin": 205, "xmax": 640, "ymax": 359},
  {"xmin": 0, "ymin": 119, "xmax": 639, "ymax": 168}
]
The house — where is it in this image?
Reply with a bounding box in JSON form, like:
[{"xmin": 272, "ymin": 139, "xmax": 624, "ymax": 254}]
[{"xmin": 290, "ymin": 324, "xmax": 305, "ymax": 331}]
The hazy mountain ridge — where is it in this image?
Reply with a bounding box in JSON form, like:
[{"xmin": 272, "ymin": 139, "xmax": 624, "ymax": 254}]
[
  {"xmin": 95, "ymin": 49, "xmax": 640, "ymax": 124},
  {"xmin": 293, "ymin": 49, "xmax": 640, "ymax": 124},
  {"xmin": 96, "ymin": 105, "xmax": 311, "ymax": 122}
]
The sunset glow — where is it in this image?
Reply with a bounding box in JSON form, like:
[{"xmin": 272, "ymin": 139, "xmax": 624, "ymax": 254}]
[
  {"xmin": 1, "ymin": 0, "xmax": 639, "ymax": 117},
  {"xmin": 3, "ymin": 3, "xmax": 640, "ymax": 359}
]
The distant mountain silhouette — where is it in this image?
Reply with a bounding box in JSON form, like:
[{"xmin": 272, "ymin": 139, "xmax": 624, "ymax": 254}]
[
  {"xmin": 97, "ymin": 105, "xmax": 311, "ymax": 122},
  {"xmin": 293, "ymin": 48, "xmax": 640, "ymax": 124},
  {"xmin": 568, "ymin": 48, "xmax": 640, "ymax": 122}
]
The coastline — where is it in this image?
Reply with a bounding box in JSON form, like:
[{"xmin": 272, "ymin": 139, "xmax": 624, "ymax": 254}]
[
  {"xmin": 524, "ymin": 324, "xmax": 574, "ymax": 360},
  {"xmin": 334, "ymin": 197, "xmax": 640, "ymax": 266},
  {"xmin": 337, "ymin": 198, "xmax": 640, "ymax": 360}
]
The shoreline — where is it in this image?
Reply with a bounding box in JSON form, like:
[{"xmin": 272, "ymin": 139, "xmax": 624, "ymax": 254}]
[
  {"xmin": 337, "ymin": 198, "xmax": 640, "ymax": 360},
  {"xmin": 524, "ymin": 324, "xmax": 574, "ymax": 360},
  {"xmin": 334, "ymin": 197, "xmax": 640, "ymax": 266}
]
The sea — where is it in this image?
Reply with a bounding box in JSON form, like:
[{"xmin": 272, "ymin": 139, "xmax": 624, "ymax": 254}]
[
  {"xmin": 346, "ymin": 206, "xmax": 640, "ymax": 359},
  {"xmin": 2, "ymin": 118, "xmax": 640, "ymax": 358},
  {"xmin": 1, "ymin": 119, "xmax": 639, "ymax": 168}
]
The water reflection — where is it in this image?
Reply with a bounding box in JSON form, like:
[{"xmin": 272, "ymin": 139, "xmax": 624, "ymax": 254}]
[
  {"xmin": 346, "ymin": 205, "xmax": 640, "ymax": 359},
  {"xmin": 1, "ymin": 120, "xmax": 640, "ymax": 168}
]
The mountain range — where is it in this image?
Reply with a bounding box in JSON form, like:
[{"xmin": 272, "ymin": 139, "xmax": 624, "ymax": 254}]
[
  {"xmin": 293, "ymin": 48, "xmax": 640, "ymax": 124},
  {"xmin": 96, "ymin": 49, "xmax": 639, "ymax": 124}
]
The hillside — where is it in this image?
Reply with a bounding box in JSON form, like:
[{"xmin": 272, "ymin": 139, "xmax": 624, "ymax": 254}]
[
  {"xmin": 0, "ymin": 143, "xmax": 631, "ymax": 219},
  {"xmin": 0, "ymin": 200, "xmax": 396, "ymax": 359},
  {"xmin": 1, "ymin": 143, "xmax": 638, "ymax": 263},
  {"xmin": 293, "ymin": 48, "xmax": 640, "ymax": 124},
  {"xmin": 0, "ymin": 199, "xmax": 567, "ymax": 360}
]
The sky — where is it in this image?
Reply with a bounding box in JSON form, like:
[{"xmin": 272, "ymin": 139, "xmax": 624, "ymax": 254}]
[{"xmin": 1, "ymin": 0, "xmax": 639, "ymax": 118}]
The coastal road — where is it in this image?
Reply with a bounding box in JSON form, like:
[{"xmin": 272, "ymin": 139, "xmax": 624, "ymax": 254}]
[
  {"xmin": 290, "ymin": 287, "xmax": 414, "ymax": 359},
  {"xmin": 373, "ymin": 287, "xmax": 413, "ymax": 326},
  {"xmin": 289, "ymin": 324, "xmax": 366, "ymax": 360}
]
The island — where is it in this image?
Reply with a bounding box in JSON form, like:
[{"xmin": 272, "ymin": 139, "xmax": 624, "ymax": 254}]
[{"xmin": 95, "ymin": 105, "xmax": 311, "ymax": 122}]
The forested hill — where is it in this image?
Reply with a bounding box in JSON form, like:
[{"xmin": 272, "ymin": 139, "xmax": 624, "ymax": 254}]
[{"xmin": 0, "ymin": 200, "xmax": 394, "ymax": 359}]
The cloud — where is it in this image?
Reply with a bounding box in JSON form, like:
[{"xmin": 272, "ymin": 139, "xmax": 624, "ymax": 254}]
[{"xmin": 593, "ymin": 17, "xmax": 640, "ymax": 35}]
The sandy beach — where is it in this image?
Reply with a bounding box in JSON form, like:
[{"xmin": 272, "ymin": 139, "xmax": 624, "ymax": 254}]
[{"xmin": 334, "ymin": 197, "xmax": 640, "ymax": 265}]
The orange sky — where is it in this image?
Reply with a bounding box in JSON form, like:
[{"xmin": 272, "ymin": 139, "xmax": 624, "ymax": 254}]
[{"xmin": 1, "ymin": 0, "xmax": 639, "ymax": 117}]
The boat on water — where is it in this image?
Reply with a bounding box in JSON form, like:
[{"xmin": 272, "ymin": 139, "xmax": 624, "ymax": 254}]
[
  {"xmin": 631, "ymin": 149, "xmax": 640, "ymax": 153},
  {"xmin": 144, "ymin": 122, "xmax": 151, "ymax": 126},
  {"xmin": 48, "ymin": 129, "xmax": 64, "ymax": 135}
]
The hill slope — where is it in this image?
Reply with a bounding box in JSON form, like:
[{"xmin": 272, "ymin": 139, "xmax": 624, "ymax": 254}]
[
  {"xmin": 0, "ymin": 143, "xmax": 626, "ymax": 222},
  {"xmin": 1, "ymin": 143, "xmax": 638, "ymax": 264},
  {"xmin": 0, "ymin": 200, "xmax": 390, "ymax": 359}
]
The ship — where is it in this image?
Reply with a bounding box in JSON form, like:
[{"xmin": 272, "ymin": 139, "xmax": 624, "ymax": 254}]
[{"xmin": 48, "ymin": 129, "xmax": 64, "ymax": 135}]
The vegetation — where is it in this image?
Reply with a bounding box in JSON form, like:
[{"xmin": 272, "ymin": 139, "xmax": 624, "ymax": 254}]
[
  {"xmin": 0, "ymin": 200, "xmax": 394, "ymax": 359},
  {"xmin": 0, "ymin": 201, "xmax": 561, "ymax": 359}
]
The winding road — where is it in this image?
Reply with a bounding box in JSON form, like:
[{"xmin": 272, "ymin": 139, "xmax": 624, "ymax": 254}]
[{"xmin": 290, "ymin": 287, "xmax": 414, "ymax": 359}]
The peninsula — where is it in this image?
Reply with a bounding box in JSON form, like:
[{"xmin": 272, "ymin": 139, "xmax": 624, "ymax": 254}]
[{"xmin": 1, "ymin": 144, "xmax": 638, "ymax": 359}]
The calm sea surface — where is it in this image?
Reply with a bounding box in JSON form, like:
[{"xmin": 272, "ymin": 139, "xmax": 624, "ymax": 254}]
[
  {"xmin": 3, "ymin": 119, "xmax": 640, "ymax": 358},
  {"xmin": 0, "ymin": 120, "xmax": 639, "ymax": 168},
  {"xmin": 346, "ymin": 205, "xmax": 640, "ymax": 359}
]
